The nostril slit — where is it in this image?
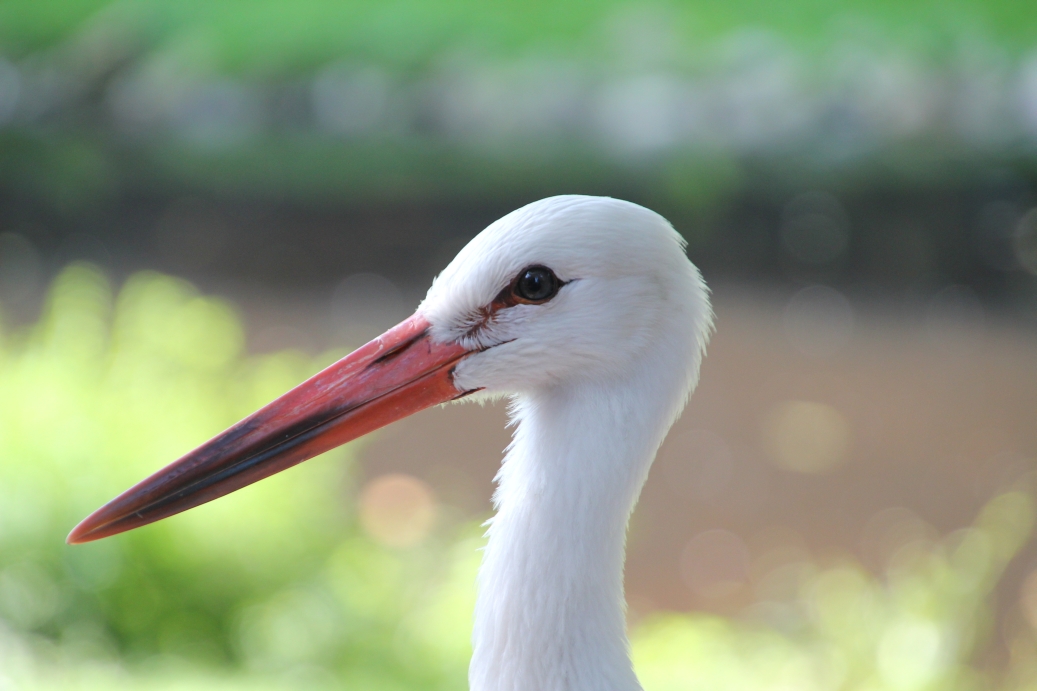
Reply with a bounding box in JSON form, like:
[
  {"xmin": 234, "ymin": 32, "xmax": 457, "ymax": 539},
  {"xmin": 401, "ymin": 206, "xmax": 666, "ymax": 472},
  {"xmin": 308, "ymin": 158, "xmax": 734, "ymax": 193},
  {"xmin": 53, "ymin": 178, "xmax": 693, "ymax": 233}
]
[{"xmin": 370, "ymin": 328, "xmax": 428, "ymax": 367}]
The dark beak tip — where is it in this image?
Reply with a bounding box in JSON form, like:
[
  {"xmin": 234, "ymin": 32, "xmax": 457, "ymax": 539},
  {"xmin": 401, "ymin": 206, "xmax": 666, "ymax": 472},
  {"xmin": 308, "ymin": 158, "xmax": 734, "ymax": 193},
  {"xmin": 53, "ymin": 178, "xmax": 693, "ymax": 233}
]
[
  {"xmin": 66, "ymin": 523, "xmax": 93, "ymax": 545},
  {"xmin": 67, "ymin": 512, "xmax": 112, "ymax": 545}
]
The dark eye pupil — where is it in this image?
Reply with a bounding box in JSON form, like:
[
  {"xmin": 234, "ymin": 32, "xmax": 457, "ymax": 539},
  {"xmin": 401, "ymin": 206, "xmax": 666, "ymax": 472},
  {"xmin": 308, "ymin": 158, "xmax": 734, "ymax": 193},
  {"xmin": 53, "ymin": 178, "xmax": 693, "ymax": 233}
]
[{"xmin": 515, "ymin": 266, "xmax": 558, "ymax": 302}]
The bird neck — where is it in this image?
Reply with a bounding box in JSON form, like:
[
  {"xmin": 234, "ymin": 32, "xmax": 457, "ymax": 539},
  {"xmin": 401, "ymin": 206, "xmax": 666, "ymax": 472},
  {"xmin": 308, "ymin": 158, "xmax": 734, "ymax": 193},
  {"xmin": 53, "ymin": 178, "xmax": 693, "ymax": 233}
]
[{"xmin": 470, "ymin": 363, "xmax": 681, "ymax": 691}]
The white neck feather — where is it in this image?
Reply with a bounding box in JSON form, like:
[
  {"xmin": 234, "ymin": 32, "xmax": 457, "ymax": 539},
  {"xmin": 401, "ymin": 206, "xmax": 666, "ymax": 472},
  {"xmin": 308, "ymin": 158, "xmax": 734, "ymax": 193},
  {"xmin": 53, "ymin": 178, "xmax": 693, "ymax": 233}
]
[{"xmin": 469, "ymin": 352, "xmax": 687, "ymax": 691}]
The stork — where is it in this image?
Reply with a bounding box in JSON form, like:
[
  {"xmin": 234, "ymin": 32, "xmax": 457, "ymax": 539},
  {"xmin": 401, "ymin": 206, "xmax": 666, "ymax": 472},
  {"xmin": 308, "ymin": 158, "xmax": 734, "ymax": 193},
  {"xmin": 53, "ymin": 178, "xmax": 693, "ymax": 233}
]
[{"xmin": 69, "ymin": 195, "xmax": 713, "ymax": 691}]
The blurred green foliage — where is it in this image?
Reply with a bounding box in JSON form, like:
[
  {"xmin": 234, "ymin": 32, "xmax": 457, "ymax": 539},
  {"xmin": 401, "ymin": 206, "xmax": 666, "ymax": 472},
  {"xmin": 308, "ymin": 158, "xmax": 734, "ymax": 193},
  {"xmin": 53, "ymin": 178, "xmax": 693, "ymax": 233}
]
[
  {"xmin": 2, "ymin": 267, "xmax": 1037, "ymax": 690},
  {"xmin": 3, "ymin": 0, "xmax": 1036, "ymax": 67}
]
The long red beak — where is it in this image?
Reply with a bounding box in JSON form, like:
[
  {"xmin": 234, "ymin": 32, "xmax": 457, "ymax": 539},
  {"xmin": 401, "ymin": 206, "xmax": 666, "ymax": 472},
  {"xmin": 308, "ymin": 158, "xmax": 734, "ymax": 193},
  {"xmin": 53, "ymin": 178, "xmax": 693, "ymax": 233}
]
[{"xmin": 68, "ymin": 314, "xmax": 472, "ymax": 544}]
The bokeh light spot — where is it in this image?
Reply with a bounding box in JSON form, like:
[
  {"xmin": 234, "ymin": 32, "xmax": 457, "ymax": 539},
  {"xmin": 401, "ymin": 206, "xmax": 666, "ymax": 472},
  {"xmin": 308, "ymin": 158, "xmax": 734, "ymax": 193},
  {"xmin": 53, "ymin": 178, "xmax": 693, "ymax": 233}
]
[
  {"xmin": 358, "ymin": 473, "xmax": 438, "ymax": 548},
  {"xmin": 762, "ymin": 400, "xmax": 851, "ymax": 473},
  {"xmin": 877, "ymin": 618, "xmax": 947, "ymax": 689}
]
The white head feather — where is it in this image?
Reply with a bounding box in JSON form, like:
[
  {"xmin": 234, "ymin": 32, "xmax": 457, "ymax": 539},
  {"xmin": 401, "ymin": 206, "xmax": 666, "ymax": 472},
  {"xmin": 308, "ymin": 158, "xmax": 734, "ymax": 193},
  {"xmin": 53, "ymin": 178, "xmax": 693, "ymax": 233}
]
[{"xmin": 422, "ymin": 195, "xmax": 711, "ymax": 396}]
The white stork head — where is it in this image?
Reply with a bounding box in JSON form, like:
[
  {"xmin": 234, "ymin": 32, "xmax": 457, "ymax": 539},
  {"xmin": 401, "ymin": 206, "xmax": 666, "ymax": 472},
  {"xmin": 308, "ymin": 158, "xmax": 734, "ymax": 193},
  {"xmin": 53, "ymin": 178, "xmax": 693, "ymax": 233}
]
[
  {"xmin": 68, "ymin": 195, "xmax": 713, "ymax": 691},
  {"xmin": 423, "ymin": 195, "xmax": 711, "ymax": 401}
]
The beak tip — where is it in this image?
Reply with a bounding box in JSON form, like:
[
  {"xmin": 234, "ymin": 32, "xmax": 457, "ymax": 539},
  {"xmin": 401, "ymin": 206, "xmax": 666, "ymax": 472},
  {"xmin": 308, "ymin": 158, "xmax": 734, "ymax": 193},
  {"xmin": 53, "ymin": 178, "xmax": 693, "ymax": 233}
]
[{"xmin": 67, "ymin": 517, "xmax": 103, "ymax": 545}]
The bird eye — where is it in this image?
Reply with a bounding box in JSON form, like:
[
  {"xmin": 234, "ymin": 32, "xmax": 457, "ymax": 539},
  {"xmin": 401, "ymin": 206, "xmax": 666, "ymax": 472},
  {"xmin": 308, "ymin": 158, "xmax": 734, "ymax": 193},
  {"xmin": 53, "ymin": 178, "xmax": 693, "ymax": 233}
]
[{"xmin": 513, "ymin": 265, "xmax": 560, "ymax": 303}]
